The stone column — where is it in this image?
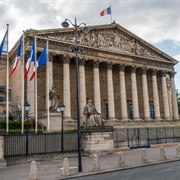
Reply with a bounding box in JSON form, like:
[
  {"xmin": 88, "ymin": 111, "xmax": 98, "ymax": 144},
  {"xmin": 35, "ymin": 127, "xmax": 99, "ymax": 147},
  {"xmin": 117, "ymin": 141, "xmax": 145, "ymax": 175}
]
[
  {"xmin": 167, "ymin": 76, "xmax": 173, "ymax": 118},
  {"xmin": 93, "ymin": 60, "xmax": 101, "ymax": 113},
  {"xmin": 152, "ymin": 69, "xmax": 161, "ymax": 120},
  {"xmin": 79, "ymin": 58, "xmax": 86, "ymax": 120},
  {"xmin": 119, "ymin": 64, "xmax": 128, "ymax": 120},
  {"xmin": 63, "ymin": 55, "xmax": 72, "ymax": 120},
  {"xmin": 141, "ymin": 67, "xmax": 151, "ymax": 120},
  {"xmin": 170, "ymin": 72, "xmax": 179, "ymax": 119},
  {"xmin": 161, "ymin": 71, "xmax": 170, "ymax": 120},
  {"xmin": 131, "ymin": 66, "xmax": 140, "ymax": 120},
  {"xmin": 107, "ymin": 62, "xmax": 116, "ymax": 120}
]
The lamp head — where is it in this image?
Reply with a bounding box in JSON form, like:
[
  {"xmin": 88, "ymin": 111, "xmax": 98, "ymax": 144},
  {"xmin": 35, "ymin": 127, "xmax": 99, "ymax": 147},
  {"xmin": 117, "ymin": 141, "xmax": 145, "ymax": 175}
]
[
  {"xmin": 24, "ymin": 101, "xmax": 30, "ymax": 112},
  {"xmin": 61, "ymin": 20, "xmax": 69, "ymax": 28},
  {"xmin": 57, "ymin": 103, "xmax": 65, "ymax": 113},
  {"xmin": 82, "ymin": 26, "xmax": 89, "ymax": 34}
]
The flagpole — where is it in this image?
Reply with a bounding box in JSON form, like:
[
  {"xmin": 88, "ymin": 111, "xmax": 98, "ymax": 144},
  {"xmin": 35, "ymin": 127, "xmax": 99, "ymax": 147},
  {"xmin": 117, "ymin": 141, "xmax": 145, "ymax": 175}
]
[
  {"xmin": 35, "ymin": 36, "xmax": 38, "ymax": 133},
  {"xmin": 46, "ymin": 40, "xmax": 50, "ymax": 132},
  {"xmin": 110, "ymin": 4, "xmax": 112, "ymax": 23},
  {"xmin": 6, "ymin": 24, "xmax": 9, "ymax": 133},
  {"xmin": 21, "ymin": 31, "xmax": 25, "ymax": 134}
]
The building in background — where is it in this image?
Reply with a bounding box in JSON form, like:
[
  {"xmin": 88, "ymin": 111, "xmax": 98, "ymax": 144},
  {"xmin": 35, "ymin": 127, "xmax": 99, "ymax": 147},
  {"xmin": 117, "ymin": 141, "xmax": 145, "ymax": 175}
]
[{"xmin": 0, "ymin": 23, "xmax": 179, "ymax": 124}]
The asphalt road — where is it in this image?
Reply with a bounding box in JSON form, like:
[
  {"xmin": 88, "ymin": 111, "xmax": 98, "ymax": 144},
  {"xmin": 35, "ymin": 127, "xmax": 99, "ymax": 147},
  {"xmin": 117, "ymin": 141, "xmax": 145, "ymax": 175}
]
[{"xmin": 72, "ymin": 161, "xmax": 180, "ymax": 180}]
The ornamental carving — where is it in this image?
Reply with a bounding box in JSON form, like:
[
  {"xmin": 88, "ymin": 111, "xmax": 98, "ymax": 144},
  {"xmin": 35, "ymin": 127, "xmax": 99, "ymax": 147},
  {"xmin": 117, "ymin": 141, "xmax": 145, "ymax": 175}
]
[{"xmin": 49, "ymin": 29, "xmax": 168, "ymax": 61}]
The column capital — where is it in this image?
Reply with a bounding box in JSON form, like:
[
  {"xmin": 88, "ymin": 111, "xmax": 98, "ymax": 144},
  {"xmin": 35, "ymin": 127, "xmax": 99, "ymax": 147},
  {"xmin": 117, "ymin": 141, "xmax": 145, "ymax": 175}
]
[
  {"xmin": 93, "ymin": 59, "xmax": 100, "ymax": 68},
  {"xmin": 119, "ymin": 64, "xmax": 125, "ymax": 71},
  {"xmin": 169, "ymin": 71, "xmax": 176, "ymax": 78},
  {"xmin": 151, "ymin": 69, "xmax": 157, "ymax": 76},
  {"xmin": 141, "ymin": 67, "xmax": 147, "ymax": 74},
  {"xmin": 160, "ymin": 70, "xmax": 167, "ymax": 77},
  {"xmin": 106, "ymin": 61, "xmax": 114, "ymax": 69},
  {"xmin": 25, "ymin": 50, "xmax": 30, "ymax": 59},
  {"xmin": 63, "ymin": 54, "xmax": 70, "ymax": 64},
  {"xmin": 130, "ymin": 65, "xmax": 137, "ymax": 73},
  {"xmin": 79, "ymin": 57, "xmax": 86, "ymax": 66},
  {"xmin": 49, "ymin": 53, "xmax": 54, "ymax": 62}
]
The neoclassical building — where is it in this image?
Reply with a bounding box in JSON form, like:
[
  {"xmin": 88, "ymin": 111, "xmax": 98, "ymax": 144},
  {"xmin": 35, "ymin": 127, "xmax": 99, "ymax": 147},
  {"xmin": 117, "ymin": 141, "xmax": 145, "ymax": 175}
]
[{"xmin": 1, "ymin": 23, "xmax": 179, "ymax": 122}]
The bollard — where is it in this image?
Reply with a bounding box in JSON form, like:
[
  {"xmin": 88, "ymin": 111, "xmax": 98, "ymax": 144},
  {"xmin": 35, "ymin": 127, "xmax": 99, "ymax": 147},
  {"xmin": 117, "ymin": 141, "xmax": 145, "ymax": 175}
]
[
  {"xmin": 92, "ymin": 154, "xmax": 100, "ymax": 172},
  {"xmin": 177, "ymin": 145, "xmax": 180, "ymax": 158},
  {"xmin": 61, "ymin": 158, "xmax": 70, "ymax": 176},
  {"xmin": 29, "ymin": 161, "xmax": 38, "ymax": 180},
  {"xmin": 118, "ymin": 151, "xmax": 125, "ymax": 167},
  {"xmin": 159, "ymin": 146, "xmax": 166, "ymax": 161},
  {"xmin": 141, "ymin": 149, "xmax": 148, "ymax": 164}
]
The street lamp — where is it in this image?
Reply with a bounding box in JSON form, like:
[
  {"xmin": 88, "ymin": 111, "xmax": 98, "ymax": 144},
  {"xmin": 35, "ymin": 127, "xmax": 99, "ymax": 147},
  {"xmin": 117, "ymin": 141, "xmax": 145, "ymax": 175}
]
[
  {"xmin": 24, "ymin": 101, "xmax": 30, "ymax": 157},
  {"xmin": 57, "ymin": 103, "xmax": 65, "ymax": 153},
  {"xmin": 61, "ymin": 18, "xmax": 89, "ymax": 172}
]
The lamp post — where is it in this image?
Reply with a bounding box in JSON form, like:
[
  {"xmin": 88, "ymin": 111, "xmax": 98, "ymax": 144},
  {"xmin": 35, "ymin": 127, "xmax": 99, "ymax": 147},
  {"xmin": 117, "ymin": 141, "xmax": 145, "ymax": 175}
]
[
  {"xmin": 57, "ymin": 103, "xmax": 65, "ymax": 153},
  {"xmin": 24, "ymin": 101, "xmax": 30, "ymax": 157},
  {"xmin": 61, "ymin": 18, "xmax": 89, "ymax": 172}
]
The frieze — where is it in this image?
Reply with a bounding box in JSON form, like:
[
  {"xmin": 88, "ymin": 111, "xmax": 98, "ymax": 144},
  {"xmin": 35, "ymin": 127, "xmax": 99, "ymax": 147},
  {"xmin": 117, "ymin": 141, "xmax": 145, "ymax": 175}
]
[{"xmin": 48, "ymin": 28, "xmax": 171, "ymax": 62}]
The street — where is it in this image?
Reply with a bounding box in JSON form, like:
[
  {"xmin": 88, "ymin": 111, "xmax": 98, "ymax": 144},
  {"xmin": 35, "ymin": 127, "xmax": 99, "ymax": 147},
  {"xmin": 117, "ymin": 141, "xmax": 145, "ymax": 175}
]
[{"xmin": 72, "ymin": 161, "xmax": 180, "ymax": 180}]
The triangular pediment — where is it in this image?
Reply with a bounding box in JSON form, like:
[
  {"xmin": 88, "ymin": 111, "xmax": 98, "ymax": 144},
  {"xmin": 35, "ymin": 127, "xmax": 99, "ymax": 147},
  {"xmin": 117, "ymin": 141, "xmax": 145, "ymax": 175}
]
[{"xmin": 30, "ymin": 24, "xmax": 178, "ymax": 64}]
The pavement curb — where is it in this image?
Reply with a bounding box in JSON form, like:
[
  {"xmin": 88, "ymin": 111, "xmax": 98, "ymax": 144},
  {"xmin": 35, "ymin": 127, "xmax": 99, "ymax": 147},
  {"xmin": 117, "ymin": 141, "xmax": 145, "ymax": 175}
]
[{"xmin": 56, "ymin": 158, "xmax": 180, "ymax": 180}]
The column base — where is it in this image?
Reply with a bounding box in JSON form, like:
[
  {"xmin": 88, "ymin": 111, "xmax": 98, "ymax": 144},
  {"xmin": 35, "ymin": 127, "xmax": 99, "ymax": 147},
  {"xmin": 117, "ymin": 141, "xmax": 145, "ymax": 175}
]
[
  {"xmin": 0, "ymin": 159, "xmax": 6, "ymax": 168},
  {"xmin": 133, "ymin": 118, "xmax": 142, "ymax": 122},
  {"xmin": 108, "ymin": 117, "xmax": 118, "ymax": 122},
  {"xmin": 144, "ymin": 118, "xmax": 153, "ymax": 122},
  {"xmin": 164, "ymin": 117, "xmax": 171, "ymax": 121},
  {"xmin": 155, "ymin": 117, "xmax": 163, "ymax": 121},
  {"xmin": 120, "ymin": 118, "xmax": 129, "ymax": 122}
]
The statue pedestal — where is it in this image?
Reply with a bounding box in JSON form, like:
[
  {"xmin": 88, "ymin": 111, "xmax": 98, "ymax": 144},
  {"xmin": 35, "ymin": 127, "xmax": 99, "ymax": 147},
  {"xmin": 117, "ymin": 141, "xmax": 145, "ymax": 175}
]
[
  {"xmin": 39, "ymin": 113, "xmax": 62, "ymax": 132},
  {"xmin": 81, "ymin": 126, "xmax": 114, "ymax": 156}
]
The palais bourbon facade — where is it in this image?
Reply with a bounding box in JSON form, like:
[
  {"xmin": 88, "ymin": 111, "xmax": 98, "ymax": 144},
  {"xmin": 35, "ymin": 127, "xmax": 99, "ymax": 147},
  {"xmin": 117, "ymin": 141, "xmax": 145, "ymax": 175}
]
[{"xmin": 2, "ymin": 23, "xmax": 179, "ymax": 121}]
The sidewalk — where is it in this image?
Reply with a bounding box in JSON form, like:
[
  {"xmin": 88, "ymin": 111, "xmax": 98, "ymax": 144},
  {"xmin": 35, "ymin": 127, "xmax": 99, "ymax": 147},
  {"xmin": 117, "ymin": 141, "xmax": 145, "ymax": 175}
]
[{"xmin": 0, "ymin": 145, "xmax": 179, "ymax": 180}]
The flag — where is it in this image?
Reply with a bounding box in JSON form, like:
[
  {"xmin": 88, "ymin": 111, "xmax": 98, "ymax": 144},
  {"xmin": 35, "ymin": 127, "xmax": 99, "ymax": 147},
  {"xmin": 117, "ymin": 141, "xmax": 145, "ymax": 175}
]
[
  {"xmin": 100, "ymin": 6, "xmax": 111, "ymax": 16},
  {"xmin": 9, "ymin": 37, "xmax": 23, "ymax": 78},
  {"xmin": 0, "ymin": 30, "xmax": 8, "ymax": 58},
  {"xmin": 24, "ymin": 41, "xmax": 35, "ymax": 79},
  {"xmin": 30, "ymin": 45, "xmax": 46, "ymax": 81}
]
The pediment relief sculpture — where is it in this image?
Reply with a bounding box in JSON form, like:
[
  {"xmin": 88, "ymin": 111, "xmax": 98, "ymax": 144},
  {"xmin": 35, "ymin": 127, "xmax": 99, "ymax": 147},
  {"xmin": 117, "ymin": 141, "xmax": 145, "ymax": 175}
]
[{"xmin": 48, "ymin": 29, "xmax": 168, "ymax": 61}]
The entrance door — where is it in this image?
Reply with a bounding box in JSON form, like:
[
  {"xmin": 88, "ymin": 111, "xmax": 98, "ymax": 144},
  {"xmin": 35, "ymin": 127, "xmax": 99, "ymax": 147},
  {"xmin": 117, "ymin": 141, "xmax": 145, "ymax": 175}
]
[
  {"xmin": 150, "ymin": 105, "xmax": 154, "ymax": 119},
  {"xmin": 129, "ymin": 104, "xmax": 133, "ymax": 120},
  {"xmin": 105, "ymin": 103, "xmax": 109, "ymax": 120}
]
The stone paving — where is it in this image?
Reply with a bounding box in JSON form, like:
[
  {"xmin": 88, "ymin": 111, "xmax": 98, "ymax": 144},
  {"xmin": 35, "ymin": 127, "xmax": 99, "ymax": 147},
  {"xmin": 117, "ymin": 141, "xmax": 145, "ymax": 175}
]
[{"xmin": 0, "ymin": 145, "xmax": 180, "ymax": 180}]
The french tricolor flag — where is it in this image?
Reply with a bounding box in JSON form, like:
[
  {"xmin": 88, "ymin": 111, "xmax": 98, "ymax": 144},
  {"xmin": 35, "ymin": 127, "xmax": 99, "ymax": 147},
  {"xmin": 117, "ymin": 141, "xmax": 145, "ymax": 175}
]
[
  {"xmin": 9, "ymin": 37, "xmax": 22, "ymax": 78},
  {"xmin": 30, "ymin": 45, "xmax": 46, "ymax": 81},
  {"xmin": 24, "ymin": 41, "xmax": 35, "ymax": 79},
  {"xmin": 100, "ymin": 6, "xmax": 111, "ymax": 16}
]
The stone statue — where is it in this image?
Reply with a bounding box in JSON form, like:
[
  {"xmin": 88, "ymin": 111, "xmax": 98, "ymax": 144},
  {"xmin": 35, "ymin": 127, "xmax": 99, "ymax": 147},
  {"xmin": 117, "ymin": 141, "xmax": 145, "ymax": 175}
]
[
  {"xmin": 83, "ymin": 99, "xmax": 104, "ymax": 127},
  {"xmin": 49, "ymin": 85, "xmax": 59, "ymax": 112}
]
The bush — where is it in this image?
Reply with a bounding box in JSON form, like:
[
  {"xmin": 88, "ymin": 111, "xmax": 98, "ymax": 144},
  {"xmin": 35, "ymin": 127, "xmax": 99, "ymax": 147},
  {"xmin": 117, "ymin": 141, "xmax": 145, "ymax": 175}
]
[{"xmin": 0, "ymin": 119, "xmax": 46, "ymax": 131}]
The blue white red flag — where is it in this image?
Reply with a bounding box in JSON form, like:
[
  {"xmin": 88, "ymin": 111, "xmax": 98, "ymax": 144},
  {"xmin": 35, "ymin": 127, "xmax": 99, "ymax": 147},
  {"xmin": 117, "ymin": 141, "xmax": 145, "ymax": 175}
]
[
  {"xmin": 30, "ymin": 45, "xmax": 46, "ymax": 81},
  {"xmin": 9, "ymin": 37, "xmax": 23, "ymax": 78},
  {"xmin": 0, "ymin": 30, "xmax": 8, "ymax": 58},
  {"xmin": 100, "ymin": 6, "xmax": 111, "ymax": 16},
  {"xmin": 24, "ymin": 41, "xmax": 35, "ymax": 79}
]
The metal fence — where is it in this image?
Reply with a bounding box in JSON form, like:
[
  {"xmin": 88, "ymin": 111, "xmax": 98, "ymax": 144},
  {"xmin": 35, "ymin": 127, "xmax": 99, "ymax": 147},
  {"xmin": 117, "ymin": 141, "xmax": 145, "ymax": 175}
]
[
  {"xmin": 4, "ymin": 127, "xmax": 180, "ymax": 158},
  {"xmin": 114, "ymin": 127, "xmax": 180, "ymax": 149},
  {"xmin": 4, "ymin": 131, "xmax": 78, "ymax": 158}
]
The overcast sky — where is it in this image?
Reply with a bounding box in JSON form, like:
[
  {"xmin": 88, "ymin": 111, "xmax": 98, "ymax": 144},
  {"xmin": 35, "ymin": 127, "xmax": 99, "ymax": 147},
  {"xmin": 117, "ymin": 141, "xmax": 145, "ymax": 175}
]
[{"xmin": 0, "ymin": 0, "xmax": 180, "ymax": 90}]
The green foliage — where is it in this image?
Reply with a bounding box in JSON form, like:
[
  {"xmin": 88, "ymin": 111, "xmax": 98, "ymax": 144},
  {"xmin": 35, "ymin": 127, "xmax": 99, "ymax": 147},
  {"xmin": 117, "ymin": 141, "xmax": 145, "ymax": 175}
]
[{"xmin": 0, "ymin": 119, "xmax": 46, "ymax": 131}]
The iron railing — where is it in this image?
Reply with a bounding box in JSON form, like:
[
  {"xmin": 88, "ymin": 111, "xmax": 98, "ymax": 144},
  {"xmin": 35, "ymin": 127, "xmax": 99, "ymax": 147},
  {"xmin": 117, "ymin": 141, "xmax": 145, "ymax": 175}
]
[{"xmin": 114, "ymin": 127, "xmax": 180, "ymax": 149}]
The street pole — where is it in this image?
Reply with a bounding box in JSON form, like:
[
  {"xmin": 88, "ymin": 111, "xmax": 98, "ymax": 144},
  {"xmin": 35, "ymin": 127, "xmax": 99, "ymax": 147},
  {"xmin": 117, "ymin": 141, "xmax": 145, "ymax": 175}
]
[
  {"xmin": 26, "ymin": 111, "xmax": 28, "ymax": 157},
  {"xmin": 61, "ymin": 111, "xmax": 64, "ymax": 153}
]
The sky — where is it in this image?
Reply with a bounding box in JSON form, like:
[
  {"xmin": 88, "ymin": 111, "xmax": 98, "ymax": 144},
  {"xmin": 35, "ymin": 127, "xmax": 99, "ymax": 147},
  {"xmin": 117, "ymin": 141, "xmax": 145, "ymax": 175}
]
[{"xmin": 0, "ymin": 0, "xmax": 180, "ymax": 90}]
